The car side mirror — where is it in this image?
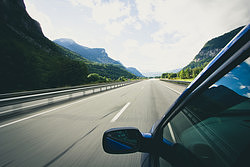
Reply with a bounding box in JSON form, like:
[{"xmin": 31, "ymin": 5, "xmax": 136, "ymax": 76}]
[{"xmin": 102, "ymin": 127, "xmax": 147, "ymax": 154}]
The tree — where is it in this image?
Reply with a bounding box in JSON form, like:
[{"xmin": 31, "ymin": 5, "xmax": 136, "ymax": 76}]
[
  {"xmin": 192, "ymin": 67, "xmax": 202, "ymax": 78},
  {"xmin": 184, "ymin": 68, "xmax": 192, "ymax": 79},
  {"xmin": 87, "ymin": 73, "xmax": 102, "ymax": 82},
  {"xmin": 178, "ymin": 70, "xmax": 185, "ymax": 79},
  {"xmin": 168, "ymin": 73, "xmax": 177, "ymax": 79},
  {"xmin": 162, "ymin": 73, "xmax": 168, "ymax": 78},
  {"xmin": 117, "ymin": 76, "xmax": 127, "ymax": 81}
]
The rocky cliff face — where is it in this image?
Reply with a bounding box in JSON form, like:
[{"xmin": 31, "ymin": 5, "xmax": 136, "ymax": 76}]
[
  {"xmin": 185, "ymin": 26, "xmax": 244, "ymax": 69},
  {"xmin": 54, "ymin": 38, "xmax": 144, "ymax": 77},
  {"xmin": 193, "ymin": 48, "xmax": 221, "ymax": 62},
  {"xmin": 54, "ymin": 38, "xmax": 122, "ymax": 65}
]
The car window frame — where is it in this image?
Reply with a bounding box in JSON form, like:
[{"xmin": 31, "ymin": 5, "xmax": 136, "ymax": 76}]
[
  {"xmin": 158, "ymin": 56, "xmax": 250, "ymax": 167},
  {"xmin": 148, "ymin": 25, "xmax": 249, "ymax": 167},
  {"xmin": 152, "ymin": 25, "xmax": 249, "ymax": 140}
]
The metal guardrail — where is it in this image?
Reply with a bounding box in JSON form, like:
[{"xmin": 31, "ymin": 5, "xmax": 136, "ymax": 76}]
[
  {"xmin": 0, "ymin": 82, "xmax": 125, "ymax": 99},
  {"xmin": 160, "ymin": 79, "xmax": 191, "ymax": 85},
  {"xmin": 0, "ymin": 81, "xmax": 140, "ymax": 116}
]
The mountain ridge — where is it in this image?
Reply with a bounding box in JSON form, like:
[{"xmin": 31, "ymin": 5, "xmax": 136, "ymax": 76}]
[
  {"xmin": 54, "ymin": 38, "xmax": 144, "ymax": 77},
  {"xmin": 126, "ymin": 67, "xmax": 144, "ymax": 77},
  {"xmin": 0, "ymin": 0, "xmax": 136, "ymax": 93},
  {"xmin": 161, "ymin": 26, "xmax": 244, "ymax": 79},
  {"xmin": 54, "ymin": 38, "xmax": 122, "ymax": 65},
  {"xmin": 184, "ymin": 26, "xmax": 244, "ymax": 69}
]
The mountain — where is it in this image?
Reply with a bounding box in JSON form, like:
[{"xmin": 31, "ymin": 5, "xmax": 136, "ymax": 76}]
[
  {"xmin": 161, "ymin": 26, "xmax": 244, "ymax": 79},
  {"xmin": 54, "ymin": 38, "xmax": 122, "ymax": 65},
  {"xmin": 54, "ymin": 38, "xmax": 144, "ymax": 77},
  {"xmin": 184, "ymin": 26, "xmax": 244, "ymax": 69},
  {"xmin": 54, "ymin": 40, "xmax": 136, "ymax": 80},
  {"xmin": 0, "ymin": 0, "xmax": 135, "ymax": 93},
  {"xmin": 126, "ymin": 67, "xmax": 144, "ymax": 77}
]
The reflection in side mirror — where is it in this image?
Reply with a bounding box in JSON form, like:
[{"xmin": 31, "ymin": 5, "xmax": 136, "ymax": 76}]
[{"xmin": 102, "ymin": 127, "xmax": 143, "ymax": 154}]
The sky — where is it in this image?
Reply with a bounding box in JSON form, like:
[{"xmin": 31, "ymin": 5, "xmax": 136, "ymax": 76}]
[{"xmin": 24, "ymin": 0, "xmax": 249, "ymax": 75}]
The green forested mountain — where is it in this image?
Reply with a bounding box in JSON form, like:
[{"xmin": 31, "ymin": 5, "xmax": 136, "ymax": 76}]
[
  {"xmin": 54, "ymin": 43, "xmax": 136, "ymax": 80},
  {"xmin": 54, "ymin": 38, "xmax": 144, "ymax": 77},
  {"xmin": 162, "ymin": 26, "xmax": 244, "ymax": 79},
  {"xmin": 184, "ymin": 26, "xmax": 244, "ymax": 70},
  {"xmin": 0, "ymin": 0, "xmax": 135, "ymax": 93}
]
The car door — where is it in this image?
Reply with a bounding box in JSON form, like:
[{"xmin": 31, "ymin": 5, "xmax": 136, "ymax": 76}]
[{"xmin": 157, "ymin": 55, "xmax": 250, "ymax": 167}]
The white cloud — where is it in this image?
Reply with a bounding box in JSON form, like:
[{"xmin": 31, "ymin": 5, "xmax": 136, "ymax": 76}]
[
  {"xmin": 240, "ymin": 85, "xmax": 246, "ymax": 89},
  {"xmin": 105, "ymin": 22, "xmax": 124, "ymax": 36},
  {"xmin": 105, "ymin": 16, "xmax": 137, "ymax": 36},
  {"xmin": 135, "ymin": 0, "xmax": 155, "ymax": 22},
  {"xmin": 123, "ymin": 39, "xmax": 139, "ymax": 48},
  {"xmin": 68, "ymin": 0, "xmax": 134, "ymax": 36},
  {"xmin": 68, "ymin": 0, "xmax": 93, "ymax": 7},
  {"xmin": 136, "ymin": 0, "xmax": 249, "ymax": 37},
  {"xmin": 244, "ymin": 93, "xmax": 250, "ymax": 98},
  {"xmin": 131, "ymin": 0, "xmax": 250, "ymax": 72},
  {"xmin": 92, "ymin": 1, "xmax": 130, "ymax": 24},
  {"xmin": 120, "ymin": 39, "xmax": 193, "ymax": 72},
  {"xmin": 134, "ymin": 22, "xmax": 142, "ymax": 30}
]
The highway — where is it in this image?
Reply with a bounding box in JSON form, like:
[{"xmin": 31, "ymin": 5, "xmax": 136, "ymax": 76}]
[{"xmin": 0, "ymin": 79, "xmax": 186, "ymax": 167}]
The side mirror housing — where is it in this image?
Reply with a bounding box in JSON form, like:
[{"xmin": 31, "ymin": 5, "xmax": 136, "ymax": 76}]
[{"xmin": 102, "ymin": 127, "xmax": 149, "ymax": 154}]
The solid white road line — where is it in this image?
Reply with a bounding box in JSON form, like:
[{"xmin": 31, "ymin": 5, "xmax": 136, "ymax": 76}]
[
  {"xmin": 0, "ymin": 98, "xmax": 89, "ymax": 129},
  {"xmin": 159, "ymin": 82, "xmax": 181, "ymax": 95},
  {"xmin": 110, "ymin": 102, "xmax": 130, "ymax": 123},
  {"xmin": 0, "ymin": 85, "xmax": 134, "ymax": 129},
  {"xmin": 0, "ymin": 101, "xmax": 49, "ymax": 115},
  {"xmin": 167, "ymin": 122, "xmax": 176, "ymax": 143}
]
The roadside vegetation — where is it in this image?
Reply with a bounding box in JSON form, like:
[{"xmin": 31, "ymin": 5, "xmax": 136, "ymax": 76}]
[
  {"xmin": 87, "ymin": 73, "xmax": 143, "ymax": 84},
  {"xmin": 161, "ymin": 63, "xmax": 208, "ymax": 81}
]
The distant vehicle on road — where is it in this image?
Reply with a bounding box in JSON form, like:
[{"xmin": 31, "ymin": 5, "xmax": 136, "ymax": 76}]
[{"xmin": 102, "ymin": 24, "xmax": 250, "ymax": 167}]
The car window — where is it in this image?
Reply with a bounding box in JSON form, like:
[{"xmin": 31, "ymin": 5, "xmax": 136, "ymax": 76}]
[{"xmin": 161, "ymin": 57, "xmax": 250, "ymax": 167}]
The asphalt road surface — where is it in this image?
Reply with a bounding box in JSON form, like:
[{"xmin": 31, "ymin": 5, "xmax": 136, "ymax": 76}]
[{"xmin": 0, "ymin": 79, "xmax": 187, "ymax": 167}]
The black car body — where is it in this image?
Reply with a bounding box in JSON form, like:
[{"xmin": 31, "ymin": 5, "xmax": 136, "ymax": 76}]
[{"xmin": 103, "ymin": 24, "xmax": 250, "ymax": 167}]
